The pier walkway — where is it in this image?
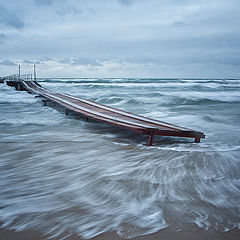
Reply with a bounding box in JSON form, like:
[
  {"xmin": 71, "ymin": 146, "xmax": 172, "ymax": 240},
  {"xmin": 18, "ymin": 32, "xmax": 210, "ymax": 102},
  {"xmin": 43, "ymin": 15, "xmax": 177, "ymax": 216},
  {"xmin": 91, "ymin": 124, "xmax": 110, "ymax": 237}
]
[{"xmin": 2, "ymin": 75, "xmax": 205, "ymax": 145}]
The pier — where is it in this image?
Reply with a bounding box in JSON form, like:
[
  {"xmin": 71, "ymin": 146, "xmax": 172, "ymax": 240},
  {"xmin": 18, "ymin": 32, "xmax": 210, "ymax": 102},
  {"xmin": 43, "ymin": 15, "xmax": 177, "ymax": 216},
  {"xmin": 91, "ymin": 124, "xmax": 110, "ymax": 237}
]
[{"xmin": 1, "ymin": 69, "xmax": 205, "ymax": 146}]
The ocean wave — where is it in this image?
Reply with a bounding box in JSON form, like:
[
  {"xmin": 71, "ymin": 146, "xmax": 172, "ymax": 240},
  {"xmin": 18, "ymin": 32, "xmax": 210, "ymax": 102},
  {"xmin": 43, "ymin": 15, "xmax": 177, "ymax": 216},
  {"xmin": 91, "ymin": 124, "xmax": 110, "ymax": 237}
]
[
  {"xmin": 94, "ymin": 96, "xmax": 141, "ymax": 105},
  {"xmin": 0, "ymin": 78, "xmax": 240, "ymax": 239},
  {"xmin": 0, "ymin": 144, "xmax": 239, "ymax": 239},
  {"xmin": 38, "ymin": 78, "xmax": 240, "ymax": 88},
  {"xmin": 157, "ymin": 91, "xmax": 240, "ymax": 105}
]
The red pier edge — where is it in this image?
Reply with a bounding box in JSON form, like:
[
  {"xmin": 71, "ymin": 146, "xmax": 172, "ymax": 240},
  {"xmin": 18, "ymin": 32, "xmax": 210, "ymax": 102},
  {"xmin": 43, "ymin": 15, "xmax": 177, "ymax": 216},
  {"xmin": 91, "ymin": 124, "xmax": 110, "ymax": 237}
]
[{"xmin": 5, "ymin": 80, "xmax": 205, "ymax": 146}]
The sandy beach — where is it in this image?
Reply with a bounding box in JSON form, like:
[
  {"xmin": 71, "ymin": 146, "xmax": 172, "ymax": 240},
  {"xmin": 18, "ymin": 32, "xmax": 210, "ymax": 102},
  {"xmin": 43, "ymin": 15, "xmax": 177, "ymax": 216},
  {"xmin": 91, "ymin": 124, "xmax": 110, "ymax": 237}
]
[{"xmin": 1, "ymin": 225, "xmax": 240, "ymax": 240}]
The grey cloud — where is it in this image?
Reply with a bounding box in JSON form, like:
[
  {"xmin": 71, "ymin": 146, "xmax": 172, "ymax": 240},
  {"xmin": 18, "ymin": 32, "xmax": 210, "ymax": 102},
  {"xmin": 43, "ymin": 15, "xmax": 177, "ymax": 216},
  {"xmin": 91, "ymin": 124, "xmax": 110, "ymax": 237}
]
[
  {"xmin": 163, "ymin": 32, "xmax": 240, "ymax": 50},
  {"xmin": 0, "ymin": 7, "xmax": 25, "ymax": 29},
  {"xmin": 118, "ymin": 0, "xmax": 134, "ymax": 6},
  {"xmin": 186, "ymin": 53, "xmax": 240, "ymax": 66},
  {"xmin": 34, "ymin": 0, "xmax": 81, "ymax": 15},
  {"xmin": 71, "ymin": 58, "xmax": 103, "ymax": 67},
  {"xmin": 35, "ymin": 0, "xmax": 55, "ymax": 6},
  {"xmin": 37, "ymin": 56, "xmax": 54, "ymax": 64},
  {"xmin": 56, "ymin": 6, "xmax": 81, "ymax": 17},
  {"xmin": 0, "ymin": 33, "xmax": 6, "ymax": 38},
  {"xmin": 40, "ymin": 57, "xmax": 52, "ymax": 61},
  {"xmin": 0, "ymin": 0, "xmax": 239, "ymax": 77},
  {"xmin": 172, "ymin": 21, "xmax": 186, "ymax": 27},
  {"xmin": 58, "ymin": 58, "xmax": 72, "ymax": 64},
  {"xmin": 0, "ymin": 32, "xmax": 7, "ymax": 43},
  {"xmin": 0, "ymin": 59, "xmax": 17, "ymax": 66},
  {"xmin": 56, "ymin": 57, "xmax": 103, "ymax": 67},
  {"xmin": 22, "ymin": 59, "xmax": 41, "ymax": 64}
]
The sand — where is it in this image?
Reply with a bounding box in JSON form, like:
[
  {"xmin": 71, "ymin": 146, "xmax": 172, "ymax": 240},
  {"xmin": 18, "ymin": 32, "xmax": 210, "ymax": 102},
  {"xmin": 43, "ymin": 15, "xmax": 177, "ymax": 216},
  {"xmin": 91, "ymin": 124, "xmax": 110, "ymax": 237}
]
[{"xmin": 0, "ymin": 225, "xmax": 239, "ymax": 240}]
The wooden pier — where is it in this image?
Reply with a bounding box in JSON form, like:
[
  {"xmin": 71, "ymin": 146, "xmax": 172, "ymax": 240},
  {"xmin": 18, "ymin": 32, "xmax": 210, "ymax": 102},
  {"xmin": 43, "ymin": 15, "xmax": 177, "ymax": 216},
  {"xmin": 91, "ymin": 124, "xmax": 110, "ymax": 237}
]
[{"xmin": 2, "ymin": 72, "xmax": 205, "ymax": 146}]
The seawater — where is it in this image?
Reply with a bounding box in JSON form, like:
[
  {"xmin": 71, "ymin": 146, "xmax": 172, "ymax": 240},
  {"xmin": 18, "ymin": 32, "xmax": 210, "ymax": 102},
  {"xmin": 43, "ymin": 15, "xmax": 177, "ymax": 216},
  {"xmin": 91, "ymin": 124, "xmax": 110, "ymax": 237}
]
[{"xmin": 0, "ymin": 78, "xmax": 239, "ymax": 239}]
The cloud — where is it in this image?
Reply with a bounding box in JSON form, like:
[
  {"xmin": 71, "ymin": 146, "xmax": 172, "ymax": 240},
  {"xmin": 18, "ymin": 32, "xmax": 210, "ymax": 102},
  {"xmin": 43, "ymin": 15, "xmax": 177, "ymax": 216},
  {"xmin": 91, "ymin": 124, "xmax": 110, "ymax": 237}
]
[
  {"xmin": 56, "ymin": 6, "xmax": 81, "ymax": 16},
  {"xmin": 0, "ymin": 0, "xmax": 239, "ymax": 77},
  {"xmin": 0, "ymin": 32, "xmax": 7, "ymax": 43},
  {"xmin": 0, "ymin": 7, "xmax": 25, "ymax": 29},
  {"xmin": 0, "ymin": 59, "xmax": 17, "ymax": 66},
  {"xmin": 71, "ymin": 58, "xmax": 103, "ymax": 67},
  {"xmin": 58, "ymin": 58, "xmax": 72, "ymax": 64},
  {"xmin": 0, "ymin": 32, "xmax": 6, "ymax": 38},
  {"xmin": 56, "ymin": 57, "xmax": 103, "ymax": 66},
  {"xmin": 35, "ymin": 0, "xmax": 55, "ymax": 6},
  {"xmin": 34, "ymin": 0, "xmax": 81, "ymax": 17},
  {"xmin": 22, "ymin": 59, "xmax": 41, "ymax": 64},
  {"xmin": 118, "ymin": 0, "xmax": 134, "ymax": 6},
  {"xmin": 172, "ymin": 21, "xmax": 186, "ymax": 27}
]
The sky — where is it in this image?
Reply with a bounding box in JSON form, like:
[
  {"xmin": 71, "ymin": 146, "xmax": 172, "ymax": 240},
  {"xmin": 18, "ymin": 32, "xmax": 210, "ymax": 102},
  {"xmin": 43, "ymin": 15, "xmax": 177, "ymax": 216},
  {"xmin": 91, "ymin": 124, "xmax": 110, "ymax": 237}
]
[{"xmin": 0, "ymin": 0, "xmax": 239, "ymax": 78}]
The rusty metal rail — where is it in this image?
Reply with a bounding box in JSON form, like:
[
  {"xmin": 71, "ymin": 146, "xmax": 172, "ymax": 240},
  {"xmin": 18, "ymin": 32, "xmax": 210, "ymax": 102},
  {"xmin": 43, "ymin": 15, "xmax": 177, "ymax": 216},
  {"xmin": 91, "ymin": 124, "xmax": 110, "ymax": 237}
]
[{"xmin": 17, "ymin": 80, "xmax": 205, "ymax": 145}]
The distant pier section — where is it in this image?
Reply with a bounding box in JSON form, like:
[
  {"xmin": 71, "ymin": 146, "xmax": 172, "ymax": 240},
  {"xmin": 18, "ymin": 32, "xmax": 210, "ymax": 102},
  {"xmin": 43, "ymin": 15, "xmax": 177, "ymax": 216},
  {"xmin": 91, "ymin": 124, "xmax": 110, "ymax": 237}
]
[{"xmin": 1, "ymin": 66, "xmax": 205, "ymax": 145}]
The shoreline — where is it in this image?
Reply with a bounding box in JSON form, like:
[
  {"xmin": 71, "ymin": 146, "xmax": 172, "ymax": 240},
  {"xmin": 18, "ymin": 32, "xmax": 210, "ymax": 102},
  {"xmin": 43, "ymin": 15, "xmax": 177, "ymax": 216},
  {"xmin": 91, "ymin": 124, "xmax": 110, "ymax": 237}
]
[{"xmin": 1, "ymin": 225, "xmax": 239, "ymax": 240}]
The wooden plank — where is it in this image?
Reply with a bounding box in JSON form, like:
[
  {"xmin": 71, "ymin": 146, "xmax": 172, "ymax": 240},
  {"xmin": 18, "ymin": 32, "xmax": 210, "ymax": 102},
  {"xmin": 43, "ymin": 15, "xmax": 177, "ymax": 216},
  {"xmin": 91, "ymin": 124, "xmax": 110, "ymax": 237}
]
[{"xmin": 20, "ymin": 80, "xmax": 205, "ymax": 144}]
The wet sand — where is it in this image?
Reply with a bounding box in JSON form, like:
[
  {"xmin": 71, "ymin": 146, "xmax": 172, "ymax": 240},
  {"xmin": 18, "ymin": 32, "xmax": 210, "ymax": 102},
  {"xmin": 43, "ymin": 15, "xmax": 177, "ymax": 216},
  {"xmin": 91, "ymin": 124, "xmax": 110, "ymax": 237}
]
[{"xmin": 1, "ymin": 225, "xmax": 239, "ymax": 240}]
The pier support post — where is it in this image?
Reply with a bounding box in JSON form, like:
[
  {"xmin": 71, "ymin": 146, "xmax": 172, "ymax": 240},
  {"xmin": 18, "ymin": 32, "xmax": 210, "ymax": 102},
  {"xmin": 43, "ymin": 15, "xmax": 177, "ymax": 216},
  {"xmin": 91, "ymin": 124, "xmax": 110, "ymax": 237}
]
[
  {"xmin": 86, "ymin": 117, "xmax": 89, "ymax": 122},
  {"xmin": 42, "ymin": 99, "xmax": 50, "ymax": 106},
  {"xmin": 194, "ymin": 137, "xmax": 200, "ymax": 143},
  {"xmin": 148, "ymin": 134, "xmax": 154, "ymax": 146}
]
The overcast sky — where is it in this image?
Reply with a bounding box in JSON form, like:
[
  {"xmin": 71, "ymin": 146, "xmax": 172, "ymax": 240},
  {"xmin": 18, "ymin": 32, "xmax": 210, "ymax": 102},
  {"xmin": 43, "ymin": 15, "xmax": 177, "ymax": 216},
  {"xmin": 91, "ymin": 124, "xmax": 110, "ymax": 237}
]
[{"xmin": 0, "ymin": 0, "xmax": 239, "ymax": 78}]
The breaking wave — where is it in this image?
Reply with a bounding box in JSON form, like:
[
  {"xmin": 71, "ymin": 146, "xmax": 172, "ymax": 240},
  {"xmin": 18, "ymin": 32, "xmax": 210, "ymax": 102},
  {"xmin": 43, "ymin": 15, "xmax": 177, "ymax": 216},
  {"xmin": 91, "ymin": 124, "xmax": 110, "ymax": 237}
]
[{"xmin": 0, "ymin": 78, "xmax": 239, "ymax": 239}]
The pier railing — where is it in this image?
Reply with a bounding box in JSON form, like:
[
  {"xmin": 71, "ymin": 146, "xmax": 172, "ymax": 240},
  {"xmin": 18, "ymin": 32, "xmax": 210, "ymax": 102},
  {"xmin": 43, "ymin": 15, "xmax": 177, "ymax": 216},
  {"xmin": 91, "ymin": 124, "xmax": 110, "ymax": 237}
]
[
  {"xmin": 20, "ymin": 74, "xmax": 33, "ymax": 81},
  {"xmin": 2, "ymin": 74, "xmax": 34, "ymax": 82},
  {"xmin": 1, "ymin": 65, "xmax": 37, "ymax": 82},
  {"xmin": 3, "ymin": 74, "xmax": 20, "ymax": 81}
]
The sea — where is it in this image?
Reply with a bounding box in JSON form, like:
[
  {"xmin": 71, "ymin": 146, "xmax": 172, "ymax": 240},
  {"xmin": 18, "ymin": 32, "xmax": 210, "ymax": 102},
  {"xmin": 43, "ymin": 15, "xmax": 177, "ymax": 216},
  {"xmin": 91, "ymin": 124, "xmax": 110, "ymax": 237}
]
[{"xmin": 0, "ymin": 78, "xmax": 239, "ymax": 239}]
